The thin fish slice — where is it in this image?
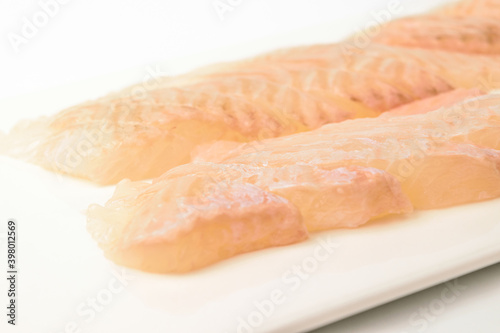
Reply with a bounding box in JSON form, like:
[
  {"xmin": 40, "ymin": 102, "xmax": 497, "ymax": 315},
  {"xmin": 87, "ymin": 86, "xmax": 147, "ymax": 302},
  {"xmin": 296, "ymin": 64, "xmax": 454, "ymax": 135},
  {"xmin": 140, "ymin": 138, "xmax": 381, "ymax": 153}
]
[
  {"xmin": 199, "ymin": 94, "xmax": 500, "ymax": 208},
  {"xmin": 87, "ymin": 164, "xmax": 411, "ymax": 273},
  {"xmin": 3, "ymin": 44, "xmax": 500, "ymax": 184}
]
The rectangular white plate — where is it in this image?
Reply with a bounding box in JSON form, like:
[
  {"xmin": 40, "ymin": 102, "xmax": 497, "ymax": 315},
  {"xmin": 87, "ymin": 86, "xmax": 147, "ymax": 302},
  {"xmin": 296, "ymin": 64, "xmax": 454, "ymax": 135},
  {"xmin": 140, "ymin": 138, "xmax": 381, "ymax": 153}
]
[{"xmin": 2, "ymin": 1, "xmax": 500, "ymax": 332}]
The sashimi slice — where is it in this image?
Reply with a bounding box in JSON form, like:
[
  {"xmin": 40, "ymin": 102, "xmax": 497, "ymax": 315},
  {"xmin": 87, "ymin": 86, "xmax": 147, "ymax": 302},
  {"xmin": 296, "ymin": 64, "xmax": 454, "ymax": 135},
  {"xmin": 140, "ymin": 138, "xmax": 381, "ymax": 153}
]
[{"xmin": 87, "ymin": 163, "xmax": 411, "ymax": 272}]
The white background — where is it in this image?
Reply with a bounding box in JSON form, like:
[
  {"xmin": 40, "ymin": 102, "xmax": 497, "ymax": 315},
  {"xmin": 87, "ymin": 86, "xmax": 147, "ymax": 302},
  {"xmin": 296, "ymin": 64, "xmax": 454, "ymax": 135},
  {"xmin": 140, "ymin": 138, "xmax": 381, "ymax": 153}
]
[
  {"xmin": 1, "ymin": 0, "xmax": 500, "ymax": 332},
  {"xmin": 0, "ymin": 0, "xmax": 451, "ymax": 99}
]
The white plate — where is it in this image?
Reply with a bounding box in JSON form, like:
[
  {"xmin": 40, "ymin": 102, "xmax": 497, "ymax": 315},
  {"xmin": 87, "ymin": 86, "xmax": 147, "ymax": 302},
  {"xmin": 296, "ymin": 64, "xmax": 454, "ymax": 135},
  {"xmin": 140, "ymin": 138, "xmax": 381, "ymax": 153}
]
[
  {"xmin": 1, "ymin": 155, "xmax": 499, "ymax": 333},
  {"xmin": 3, "ymin": 1, "xmax": 500, "ymax": 332}
]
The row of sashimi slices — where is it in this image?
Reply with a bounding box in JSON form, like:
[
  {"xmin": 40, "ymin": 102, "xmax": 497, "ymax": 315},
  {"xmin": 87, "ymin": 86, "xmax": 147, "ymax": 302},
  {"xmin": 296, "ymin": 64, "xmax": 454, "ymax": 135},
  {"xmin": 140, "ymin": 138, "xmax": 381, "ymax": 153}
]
[{"xmin": 1, "ymin": 0, "xmax": 500, "ymax": 272}]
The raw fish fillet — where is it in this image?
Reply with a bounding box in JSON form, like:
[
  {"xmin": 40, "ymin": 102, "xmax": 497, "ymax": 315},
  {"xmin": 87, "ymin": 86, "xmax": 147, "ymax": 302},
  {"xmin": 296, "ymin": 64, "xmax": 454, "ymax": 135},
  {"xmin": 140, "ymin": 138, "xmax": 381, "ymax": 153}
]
[
  {"xmin": 3, "ymin": 0, "xmax": 500, "ymax": 185},
  {"xmin": 87, "ymin": 164, "xmax": 411, "ymax": 273},
  {"xmin": 196, "ymin": 93, "xmax": 500, "ymax": 208},
  {"xmin": 3, "ymin": 44, "xmax": 500, "ymax": 184}
]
